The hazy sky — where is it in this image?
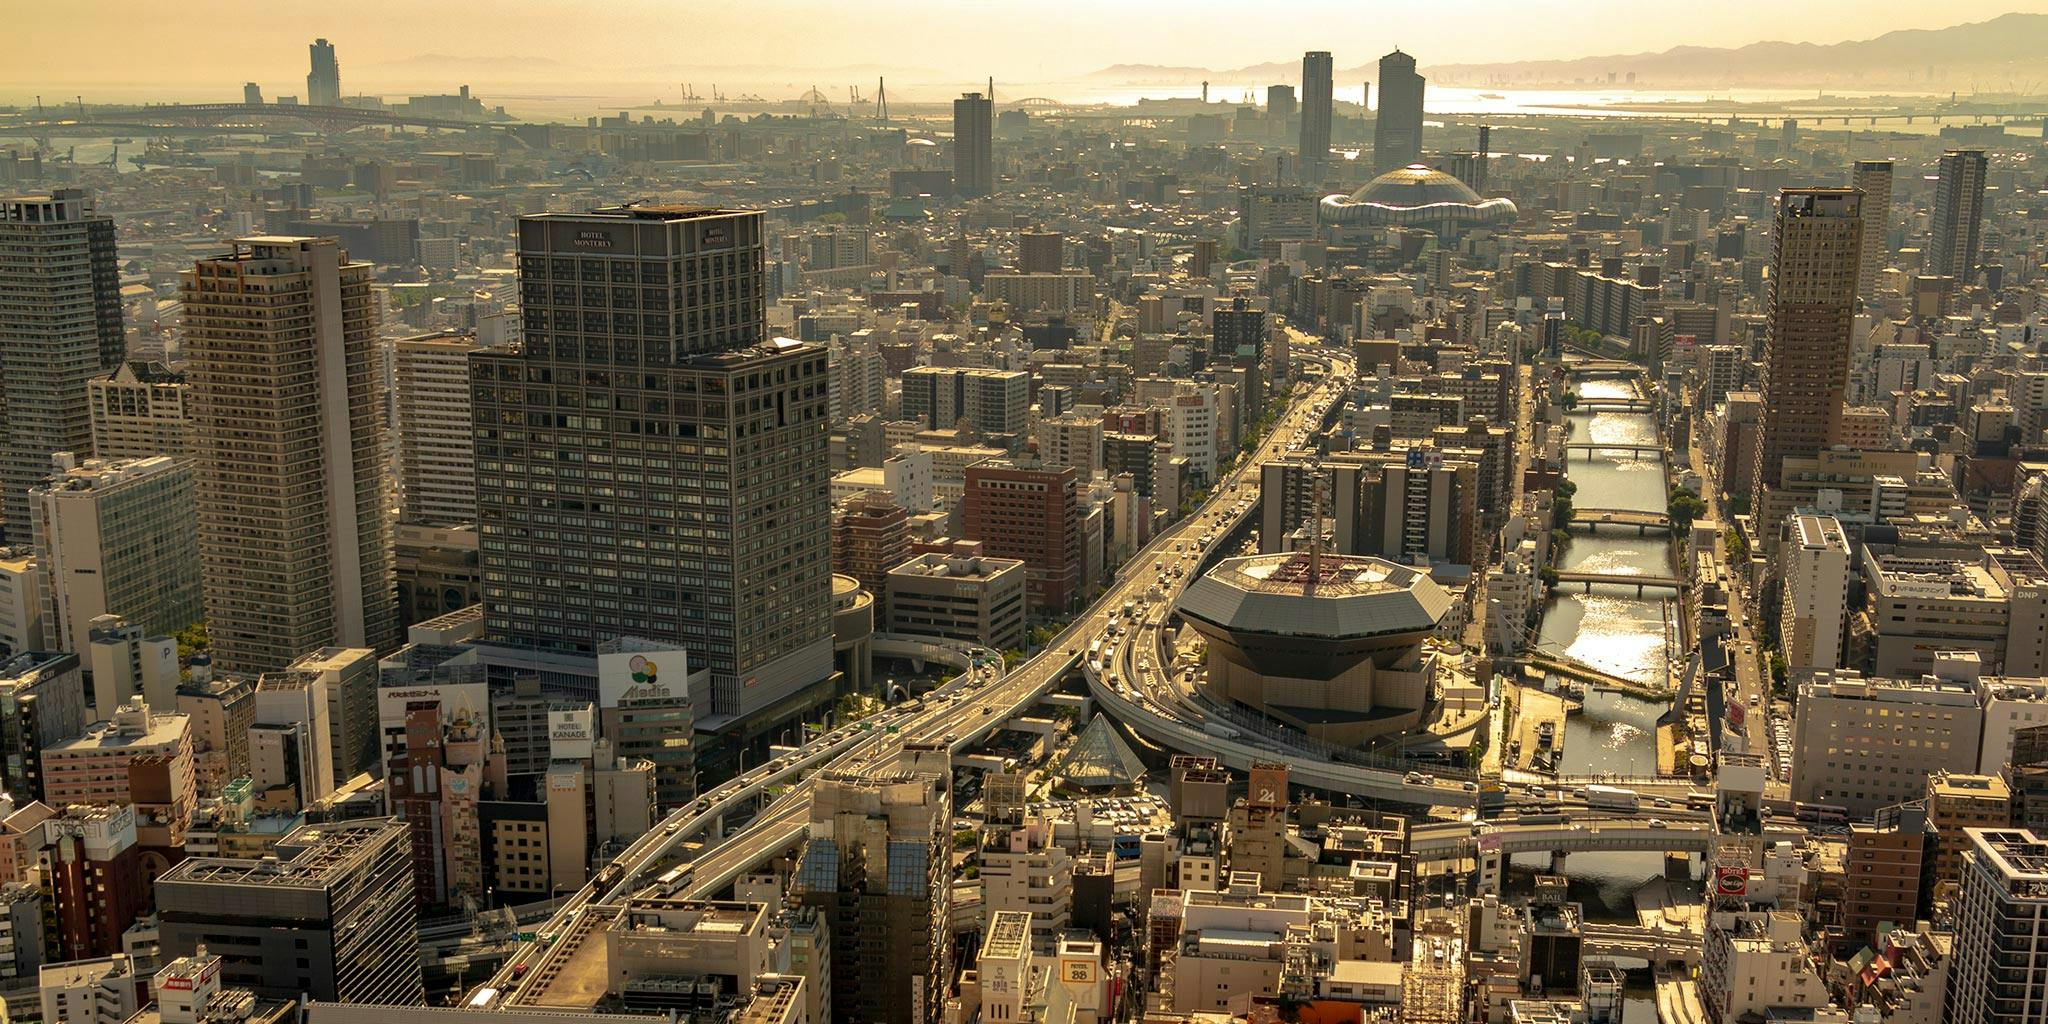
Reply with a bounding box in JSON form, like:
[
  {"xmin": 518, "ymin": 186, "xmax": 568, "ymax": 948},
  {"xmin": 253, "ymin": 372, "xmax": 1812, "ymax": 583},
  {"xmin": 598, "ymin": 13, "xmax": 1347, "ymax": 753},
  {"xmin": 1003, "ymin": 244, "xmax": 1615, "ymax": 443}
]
[{"xmin": 6, "ymin": 0, "xmax": 2041, "ymax": 102}]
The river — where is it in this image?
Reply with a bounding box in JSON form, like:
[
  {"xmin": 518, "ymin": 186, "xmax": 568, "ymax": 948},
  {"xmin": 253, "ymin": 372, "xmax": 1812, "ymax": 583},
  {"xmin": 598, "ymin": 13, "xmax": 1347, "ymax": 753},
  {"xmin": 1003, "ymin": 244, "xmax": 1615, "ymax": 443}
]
[{"xmin": 1509, "ymin": 377, "xmax": 1698, "ymax": 933}]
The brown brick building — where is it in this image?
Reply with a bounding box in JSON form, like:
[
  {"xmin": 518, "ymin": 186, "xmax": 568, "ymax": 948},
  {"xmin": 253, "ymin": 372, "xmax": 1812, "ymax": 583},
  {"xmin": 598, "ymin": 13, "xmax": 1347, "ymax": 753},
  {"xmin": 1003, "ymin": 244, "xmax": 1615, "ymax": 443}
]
[{"xmin": 962, "ymin": 459, "xmax": 1083, "ymax": 615}]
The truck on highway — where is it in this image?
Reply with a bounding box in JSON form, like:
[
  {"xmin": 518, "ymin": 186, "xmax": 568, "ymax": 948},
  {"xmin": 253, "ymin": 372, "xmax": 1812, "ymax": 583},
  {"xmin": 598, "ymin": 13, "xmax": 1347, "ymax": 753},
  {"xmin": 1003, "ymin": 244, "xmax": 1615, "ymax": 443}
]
[
  {"xmin": 1202, "ymin": 721, "xmax": 1240, "ymax": 739},
  {"xmin": 1584, "ymin": 785, "xmax": 1640, "ymax": 812},
  {"xmin": 1478, "ymin": 783, "xmax": 1507, "ymax": 814}
]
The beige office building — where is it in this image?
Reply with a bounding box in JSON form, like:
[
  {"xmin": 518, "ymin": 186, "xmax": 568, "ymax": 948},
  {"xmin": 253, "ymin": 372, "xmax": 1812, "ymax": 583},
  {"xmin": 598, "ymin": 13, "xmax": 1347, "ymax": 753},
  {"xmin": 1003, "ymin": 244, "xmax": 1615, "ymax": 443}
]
[
  {"xmin": 182, "ymin": 238, "xmax": 398, "ymax": 673},
  {"xmin": 1790, "ymin": 670, "xmax": 1982, "ymax": 817},
  {"xmin": 393, "ymin": 331, "xmax": 481, "ymax": 527},
  {"xmin": 1926, "ymin": 772, "xmax": 2010, "ymax": 889},
  {"xmin": 887, "ymin": 543, "xmax": 1027, "ymax": 651},
  {"xmin": 1860, "ymin": 545, "xmax": 2048, "ymax": 678},
  {"xmin": 87, "ymin": 361, "xmax": 189, "ymax": 462}
]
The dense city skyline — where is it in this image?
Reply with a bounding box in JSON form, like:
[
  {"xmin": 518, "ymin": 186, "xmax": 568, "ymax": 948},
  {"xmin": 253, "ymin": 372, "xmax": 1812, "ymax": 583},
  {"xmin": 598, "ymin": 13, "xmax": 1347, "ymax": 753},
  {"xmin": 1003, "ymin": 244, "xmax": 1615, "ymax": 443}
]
[
  {"xmin": 8, "ymin": 8, "xmax": 2048, "ymax": 1024},
  {"xmin": 7, "ymin": 3, "xmax": 2047, "ymax": 100}
]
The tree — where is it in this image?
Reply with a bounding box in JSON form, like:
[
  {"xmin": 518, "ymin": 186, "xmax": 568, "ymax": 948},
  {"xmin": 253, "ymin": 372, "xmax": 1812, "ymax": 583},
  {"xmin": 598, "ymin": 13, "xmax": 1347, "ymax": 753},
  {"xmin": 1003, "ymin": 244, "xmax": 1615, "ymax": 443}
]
[
  {"xmin": 1725, "ymin": 529, "xmax": 1749, "ymax": 564},
  {"xmin": 174, "ymin": 622, "xmax": 208, "ymax": 662},
  {"xmin": 1667, "ymin": 486, "xmax": 1709, "ymax": 531},
  {"xmin": 1550, "ymin": 478, "xmax": 1578, "ymax": 530},
  {"xmin": 1558, "ymin": 389, "xmax": 1580, "ymax": 412}
]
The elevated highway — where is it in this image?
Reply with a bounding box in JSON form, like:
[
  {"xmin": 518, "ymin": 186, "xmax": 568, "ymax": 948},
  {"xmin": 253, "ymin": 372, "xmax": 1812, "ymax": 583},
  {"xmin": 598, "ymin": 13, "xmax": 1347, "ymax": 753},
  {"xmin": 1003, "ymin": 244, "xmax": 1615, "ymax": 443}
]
[
  {"xmin": 1082, "ymin": 348, "xmax": 1486, "ymax": 809},
  {"xmin": 0, "ymin": 102, "xmax": 513, "ymax": 135},
  {"xmin": 1584, "ymin": 923, "xmax": 1701, "ymax": 966},
  {"xmin": 468, "ymin": 341, "xmax": 1366, "ymax": 1003},
  {"xmin": 1409, "ymin": 815, "xmax": 1713, "ymax": 857}
]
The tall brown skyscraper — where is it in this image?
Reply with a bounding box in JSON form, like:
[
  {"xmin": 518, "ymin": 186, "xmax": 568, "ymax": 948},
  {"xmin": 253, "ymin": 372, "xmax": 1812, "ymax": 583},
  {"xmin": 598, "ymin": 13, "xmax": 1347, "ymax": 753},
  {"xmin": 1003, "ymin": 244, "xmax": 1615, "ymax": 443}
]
[
  {"xmin": 183, "ymin": 237, "xmax": 399, "ymax": 673},
  {"xmin": 1298, "ymin": 51, "xmax": 1333, "ymax": 182},
  {"xmin": 472, "ymin": 206, "xmax": 832, "ymax": 729},
  {"xmin": 1372, "ymin": 49, "xmax": 1426, "ymax": 174},
  {"xmin": 952, "ymin": 92, "xmax": 993, "ymax": 198},
  {"xmin": 1749, "ymin": 189, "xmax": 1863, "ymax": 531},
  {"xmin": 1931, "ymin": 149, "xmax": 1987, "ymax": 286}
]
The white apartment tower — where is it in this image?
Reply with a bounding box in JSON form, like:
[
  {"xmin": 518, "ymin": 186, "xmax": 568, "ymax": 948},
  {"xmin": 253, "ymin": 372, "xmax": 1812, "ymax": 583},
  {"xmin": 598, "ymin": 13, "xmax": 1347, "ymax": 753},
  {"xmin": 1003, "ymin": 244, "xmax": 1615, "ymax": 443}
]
[
  {"xmin": 1779, "ymin": 513, "xmax": 1850, "ymax": 672},
  {"xmin": 394, "ymin": 331, "xmax": 482, "ymax": 527}
]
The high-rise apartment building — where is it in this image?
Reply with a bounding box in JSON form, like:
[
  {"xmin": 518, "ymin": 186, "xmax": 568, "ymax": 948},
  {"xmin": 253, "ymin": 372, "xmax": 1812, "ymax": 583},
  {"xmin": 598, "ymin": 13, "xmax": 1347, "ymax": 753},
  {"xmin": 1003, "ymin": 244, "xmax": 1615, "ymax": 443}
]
[
  {"xmin": 900, "ymin": 366, "xmax": 1028, "ymax": 436},
  {"xmin": 1747, "ymin": 190, "xmax": 1862, "ymax": 529},
  {"xmin": 307, "ymin": 38, "xmax": 342, "ymax": 107},
  {"xmin": 474, "ymin": 206, "xmax": 832, "ymax": 722},
  {"xmin": 42, "ymin": 701, "xmax": 196, "ymax": 844},
  {"xmin": 1297, "ymin": 52, "xmax": 1333, "ymax": 182},
  {"xmin": 793, "ymin": 773, "xmax": 950, "ymax": 1024},
  {"xmin": 183, "ymin": 237, "xmax": 399, "ymax": 674},
  {"xmin": 1033, "ymin": 413, "xmax": 1103, "ymax": 481},
  {"xmin": 156, "ymin": 818, "xmax": 422, "ymax": 1005},
  {"xmin": 1926, "ymin": 772, "xmax": 2011, "ymax": 891},
  {"xmin": 38, "ymin": 804, "xmax": 146, "ymax": 961},
  {"xmin": 0, "ymin": 190, "xmax": 124, "ymax": 547},
  {"xmin": 1373, "ymin": 49, "xmax": 1426, "ymax": 174},
  {"xmin": 1839, "ymin": 804, "xmax": 1930, "ymax": 953},
  {"xmin": 1850, "ymin": 160, "xmax": 1893, "ymax": 301},
  {"xmin": 29, "ymin": 455, "xmax": 201, "ymax": 653},
  {"xmin": 1212, "ymin": 295, "xmax": 1268, "ymax": 362},
  {"xmin": 1930, "ymin": 149, "xmax": 1987, "ymax": 286},
  {"xmin": 393, "ymin": 331, "xmax": 481, "ymax": 527},
  {"xmin": 1778, "ymin": 513, "xmax": 1849, "ymax": 672},
  {"xmin": 266, "ymin": 646, "xmax": 380, "ymax": 788},
  {"xmin": 833, "ymin": 489, "xmax": 912, "ymax": 616},
  {"xmin": 953, "ymin": 92, "xmax": 993, "ymax": 198},
  {"xmin": 1947, "ymin": 828, "xmax": 2048, "ymax": 1024},
  {"xmin": 88, "ymin": 361, "xmax": 189, "ymax": 462},
  {"xmin": 1018, "ymin": 230, "xmax": 1062, "ymax": 274}
]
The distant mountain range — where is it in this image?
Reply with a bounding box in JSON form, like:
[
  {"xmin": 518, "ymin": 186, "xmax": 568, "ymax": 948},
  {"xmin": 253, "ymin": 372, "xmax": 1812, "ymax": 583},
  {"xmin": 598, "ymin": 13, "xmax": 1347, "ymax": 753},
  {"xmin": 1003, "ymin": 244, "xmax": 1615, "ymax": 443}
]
[{"xmin": 1086, "ymin": 13, "xmax": 2048, "ymax": 91}]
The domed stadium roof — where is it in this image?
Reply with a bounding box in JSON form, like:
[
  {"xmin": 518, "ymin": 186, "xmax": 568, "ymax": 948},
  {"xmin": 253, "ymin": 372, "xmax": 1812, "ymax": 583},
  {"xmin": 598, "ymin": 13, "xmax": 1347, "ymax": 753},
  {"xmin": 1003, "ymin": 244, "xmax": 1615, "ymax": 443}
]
[{"xmin": 1321, "ymin": 164, "xmax": 1518, "ymax": 229}]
